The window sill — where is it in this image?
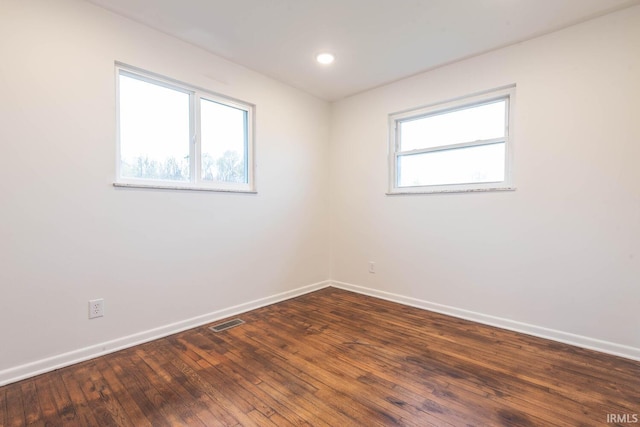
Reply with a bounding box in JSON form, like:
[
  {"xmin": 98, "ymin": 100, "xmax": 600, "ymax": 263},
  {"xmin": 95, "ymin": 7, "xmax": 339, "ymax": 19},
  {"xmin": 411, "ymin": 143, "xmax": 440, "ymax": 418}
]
[
  {"xmin": 113, "ymin": 182, "xmax": 257, "ymax": 194},
  {"xmin": 386, "ymin": 186, "xmax": 516, "ymax": 195}
]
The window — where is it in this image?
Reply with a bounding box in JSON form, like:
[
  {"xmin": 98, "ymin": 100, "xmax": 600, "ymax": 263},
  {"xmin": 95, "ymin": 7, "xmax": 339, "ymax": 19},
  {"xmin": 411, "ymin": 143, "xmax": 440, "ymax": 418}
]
[
  {"xmin": 388, "ymin": 86, "xmax": 515, "ymax": 194},
  {"xmin": 115, "ymin": 64, "xmax": 255, "ymax": 192}
]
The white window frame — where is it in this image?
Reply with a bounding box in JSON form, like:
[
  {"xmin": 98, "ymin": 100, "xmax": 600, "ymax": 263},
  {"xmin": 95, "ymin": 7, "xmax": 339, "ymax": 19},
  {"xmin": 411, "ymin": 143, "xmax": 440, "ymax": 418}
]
[
  {"xmin": 114, "ymin": 63, "xmax": 256, "ymax": 193},
  {"xmin": 388, "ymin": 85, "xmax": 515, "ymax": 195}
]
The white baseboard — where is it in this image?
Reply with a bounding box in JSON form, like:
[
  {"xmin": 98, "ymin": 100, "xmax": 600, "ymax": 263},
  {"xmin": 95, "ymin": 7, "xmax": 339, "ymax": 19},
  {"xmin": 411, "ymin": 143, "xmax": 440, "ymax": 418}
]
[
  {"xmin": 3, "ymin": 279, "xmax": 637, "ymax": 387},
  {"xmin": 331, "ymin": 281, "xmax": 640, "ymax": 362},
  {"xmin": 0, "ymin": 280, "xmax": 331, "ymax": 387}
]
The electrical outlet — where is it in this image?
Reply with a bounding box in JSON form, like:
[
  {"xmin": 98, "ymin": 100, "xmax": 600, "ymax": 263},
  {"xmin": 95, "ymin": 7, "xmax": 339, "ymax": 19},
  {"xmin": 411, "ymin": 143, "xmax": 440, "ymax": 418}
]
[
  {"xmin": 89, "ymin": 299, "xmax": 104, "ymax": 319},
  {"xmin": 369, "ymin": 261, "xmax": 376, "ymax": 274}
]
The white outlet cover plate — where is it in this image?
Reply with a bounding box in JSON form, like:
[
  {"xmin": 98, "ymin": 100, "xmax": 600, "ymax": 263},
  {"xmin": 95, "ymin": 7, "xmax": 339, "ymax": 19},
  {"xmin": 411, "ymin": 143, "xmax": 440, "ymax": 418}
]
[{"xmin": 89, "ymin": 299, "xmax": 104, "ymax": 319}]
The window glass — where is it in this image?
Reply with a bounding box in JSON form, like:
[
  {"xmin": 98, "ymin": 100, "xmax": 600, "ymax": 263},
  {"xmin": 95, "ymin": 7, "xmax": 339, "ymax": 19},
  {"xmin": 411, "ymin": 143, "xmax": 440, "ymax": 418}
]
[
  {"xmin": 399, "ymin": 100, "xmax": 506, "ymax": 151},
  {"xmin": 398, "ymin": 143, "xmax": 505, "ymax": 187},
  {"xmin": 115, "ymin": 66, "xmax": 255, "ymax": 192},
  {"xmin": 389, "ymin": 86, "xmax": 514, "ymax": 194},
  {"xmin": 119, "ymin": 74, "xmax": 190, "ymax": 181},
  {"xmin": 200, "ymin": 98, "xmax": 247, "ymax": 184}
]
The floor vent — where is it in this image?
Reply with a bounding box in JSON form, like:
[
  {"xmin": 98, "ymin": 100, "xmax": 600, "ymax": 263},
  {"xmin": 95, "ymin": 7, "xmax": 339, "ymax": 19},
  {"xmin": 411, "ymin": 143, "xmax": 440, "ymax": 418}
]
[{"xmin": 209, "ymin": 318, "xmax": 245, "ymax": 332}]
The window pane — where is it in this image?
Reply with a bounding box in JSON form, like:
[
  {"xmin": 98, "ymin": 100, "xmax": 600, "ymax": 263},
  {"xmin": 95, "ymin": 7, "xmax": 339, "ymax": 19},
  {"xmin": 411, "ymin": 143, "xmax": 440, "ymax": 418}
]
[
  {"xmin": 200, "ymin": 98, "xmax": 248, "ymax": 184},
  {"xmin": 398, "ymin": 143, "xmax": 505, "ymax": 187},
  {"xmin": 118, "ymin": 74, "xmax": 191, "ymax": 181},
  {"xmin": 400, "ymin": 100, "xmax": 506, "ymax": 151}
]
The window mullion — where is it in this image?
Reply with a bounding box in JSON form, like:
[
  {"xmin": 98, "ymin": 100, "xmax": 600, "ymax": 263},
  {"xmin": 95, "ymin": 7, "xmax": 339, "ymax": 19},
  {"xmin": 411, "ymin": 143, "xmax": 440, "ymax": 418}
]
[
  {"xmin": 397, "ymin": 137, "xmax": 506, "ymax": 157},
  {"xmin": 395, "ymin": 152, "xmax": 401, "ymax": 187},
  {"xmin": 191, "ymin": 92, "xmax": 199, "ymax": 184}
]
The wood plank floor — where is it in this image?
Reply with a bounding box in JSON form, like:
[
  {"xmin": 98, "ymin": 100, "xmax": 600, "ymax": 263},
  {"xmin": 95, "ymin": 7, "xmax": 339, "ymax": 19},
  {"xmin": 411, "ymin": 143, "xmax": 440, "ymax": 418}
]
[{"xmin": 1, "ymin": 287, "xmax": 638, "ymax": 426}]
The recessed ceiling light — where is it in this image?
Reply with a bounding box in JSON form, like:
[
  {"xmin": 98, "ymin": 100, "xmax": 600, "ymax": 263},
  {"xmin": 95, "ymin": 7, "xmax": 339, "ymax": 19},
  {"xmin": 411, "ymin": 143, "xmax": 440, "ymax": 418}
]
[{"xmin": 316, "ymin": 53, "xmax": 335, "ymax": 65}]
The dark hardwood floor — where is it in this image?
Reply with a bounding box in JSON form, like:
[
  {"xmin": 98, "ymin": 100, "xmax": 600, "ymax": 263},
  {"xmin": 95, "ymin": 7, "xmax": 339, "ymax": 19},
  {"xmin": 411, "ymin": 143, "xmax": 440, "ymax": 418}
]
[{"xmin": 1, "ymin": 287, "xmax": 638, "ymax": 426}]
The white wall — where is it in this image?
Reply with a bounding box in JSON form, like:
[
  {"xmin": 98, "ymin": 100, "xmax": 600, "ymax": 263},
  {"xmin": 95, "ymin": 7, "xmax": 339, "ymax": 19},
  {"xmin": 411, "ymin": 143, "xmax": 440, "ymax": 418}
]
[
  {"xmin": 330, "ymin": 6, "xmax": 640, "ymax": 354},
  {"xmin": 0, "ymin": 0, "xmax": 330, "ymax": 381},
  {"xmin": 1, "ymin": 0, "xmax": 639, "ymax": 386}
]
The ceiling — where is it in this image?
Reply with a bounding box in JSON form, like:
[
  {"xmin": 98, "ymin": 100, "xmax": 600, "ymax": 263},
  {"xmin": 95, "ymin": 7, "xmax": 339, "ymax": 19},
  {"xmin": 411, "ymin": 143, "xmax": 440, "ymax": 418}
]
[{"xmin": 87, "ymin": 0, "xmax": 640, "ymax": 101}]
